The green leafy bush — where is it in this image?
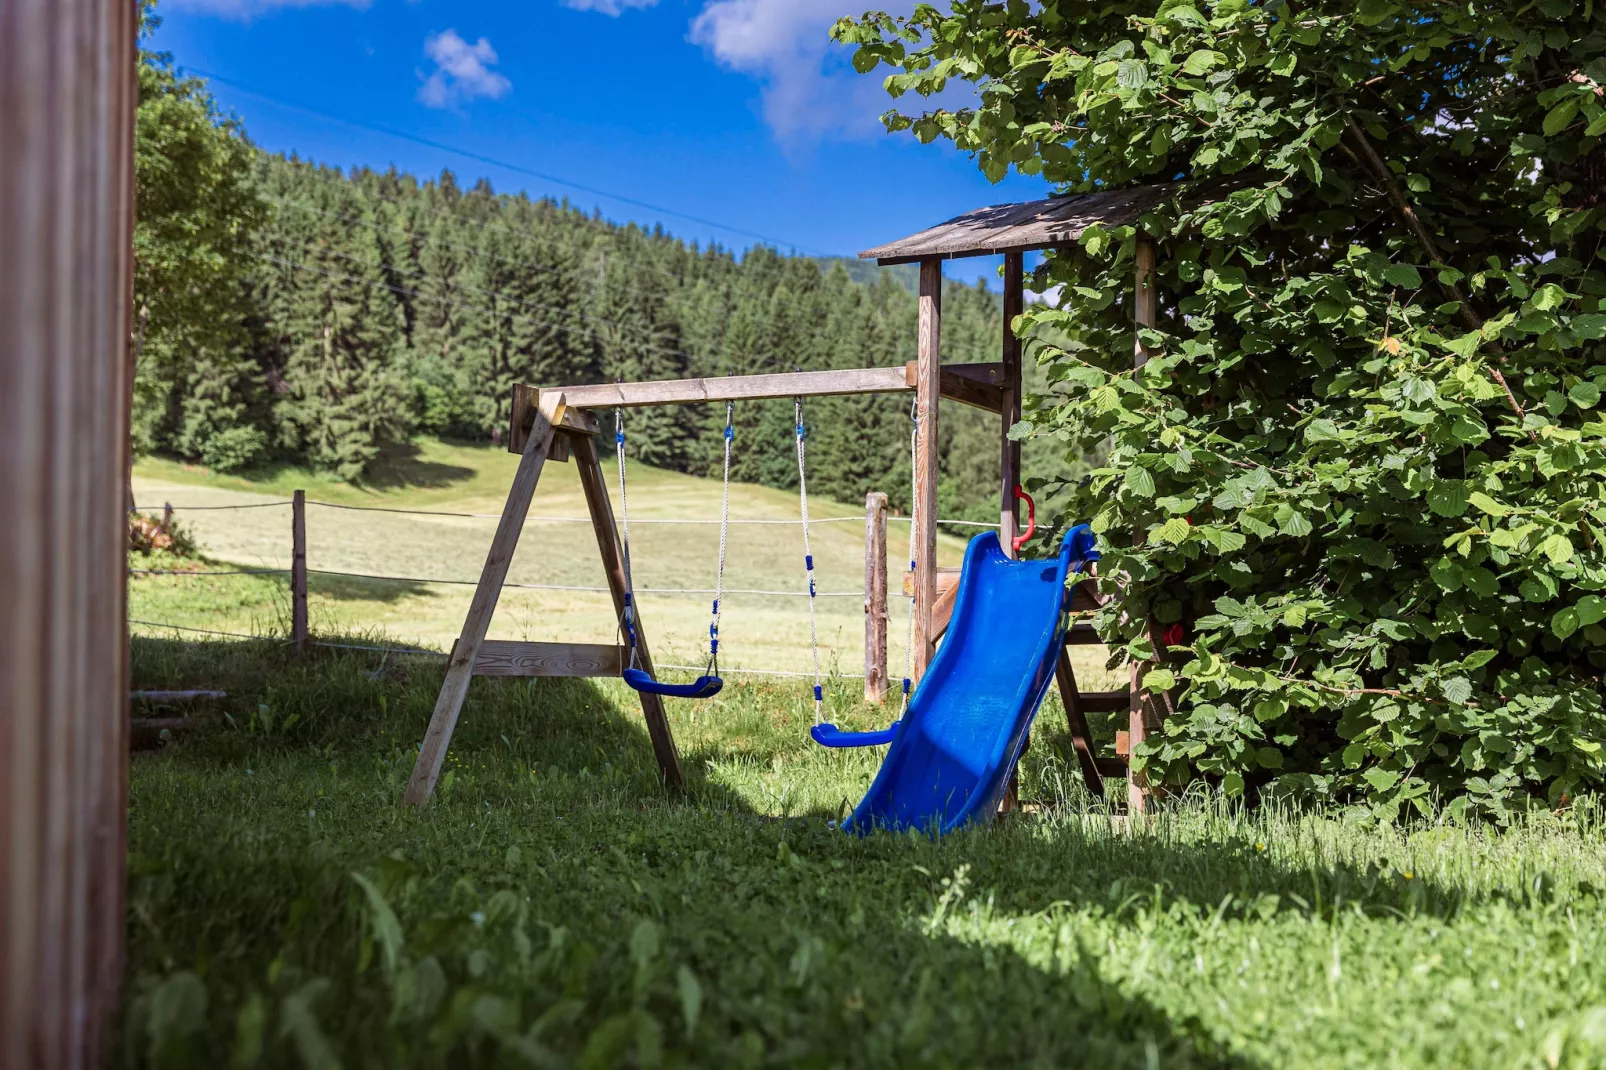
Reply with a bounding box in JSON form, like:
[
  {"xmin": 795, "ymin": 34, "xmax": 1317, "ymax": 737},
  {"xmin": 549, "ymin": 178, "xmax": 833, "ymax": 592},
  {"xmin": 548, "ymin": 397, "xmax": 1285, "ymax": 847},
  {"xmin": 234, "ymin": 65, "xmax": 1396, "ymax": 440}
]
[{"xmin": 837, "ymin": 0, "xmax": 1606, "ymax": 816}]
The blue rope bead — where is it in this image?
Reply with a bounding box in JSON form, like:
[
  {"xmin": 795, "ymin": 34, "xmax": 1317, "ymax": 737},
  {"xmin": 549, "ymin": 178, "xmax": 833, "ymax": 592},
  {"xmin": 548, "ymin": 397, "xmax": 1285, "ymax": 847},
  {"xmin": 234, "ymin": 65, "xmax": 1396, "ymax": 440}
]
[
  {"xmin": 902, "ymin": 678, "xmax": 911, "ymax": 695},
  {"xmin": 724, "ymin": 426, "xmax": 734, "ymax": 440},
  {"xmin": 805, "ymin": 554, "xmax": 813, "ymax": 570},
  {"xmin": 813, "ymin": 685, "xmax": 823, "ymax": 702}
]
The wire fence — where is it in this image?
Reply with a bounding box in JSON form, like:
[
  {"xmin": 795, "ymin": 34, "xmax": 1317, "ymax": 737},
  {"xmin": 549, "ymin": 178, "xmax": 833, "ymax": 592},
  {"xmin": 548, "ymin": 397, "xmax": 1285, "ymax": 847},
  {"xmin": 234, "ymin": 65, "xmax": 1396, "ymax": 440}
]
[{"xmin": 128, "ymin": 490, "xmax": 972, "ymax": 682}]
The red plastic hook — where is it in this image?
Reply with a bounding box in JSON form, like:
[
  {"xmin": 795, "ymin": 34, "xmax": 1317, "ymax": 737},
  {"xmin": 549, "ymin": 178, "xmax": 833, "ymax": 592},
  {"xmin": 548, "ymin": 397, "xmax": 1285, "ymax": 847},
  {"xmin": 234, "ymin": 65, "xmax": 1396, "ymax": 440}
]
[{"xmin": 1012, "ymin": 484, "xmax": 1036, "ymax": 554}]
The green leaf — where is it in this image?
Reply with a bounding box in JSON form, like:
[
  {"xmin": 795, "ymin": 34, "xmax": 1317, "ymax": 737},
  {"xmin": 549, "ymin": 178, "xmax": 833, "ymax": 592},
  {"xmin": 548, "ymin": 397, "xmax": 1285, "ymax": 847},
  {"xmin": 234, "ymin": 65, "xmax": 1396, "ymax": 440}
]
[
  {"xmin": 1144, "ymin": 667, "xmax": 1176, "ymax": 692},
  {"xmin": 1543, "ymin": 97, "xmax": 1580, "ymax": 136},
  {"xmin": 676, "ymin": 967, "xmax": 703, "ymax": 1038},
  {"xmin": 1532, "ymin": 282, "xmax": 1568, "ymax": 311},
  {"xmin": 1541, "ymin": 533, "xmax": 1575, "ymax": 565},
  {"xmin": 1382, "ymin": 263, "xmax": 1422, "ymax": 289},
  {"xmin": 1426, "ymin": 480, "xmax": 1469, "ymax": 518},
  {"xmin": 1151, "ymin": 516, "xmax": 1192, "ymax": 545},
  {"xmin": 1570, "ymin": 381, "xmax": 1601, "ymax": 409},
  {"xmin": 1284, "ymin": 603, "xmax": 1308, "ymax": 628},
  {"xmin": 1362, "ymin": 767, "xmax": 1401, "ymax": 793},
  {"xmin": 1468, "ymin": 491, "xmax": 1509, "ymax": 517},
  {"xmin": 351, "ymin": 873, "xmax": 404, "ymax": 980},
  {"xmin": 1553, "ymin": 606, "xmax": 1580, "ymax": 640},
  {"xmin": 1268, "ymin": 51, "xmax": 1296, "ymax": 77},
  {"xmin": 1441, "ymin": 676, "xmax": 1473, "ymax": 705},
  {"xmin": 1124, "ymin": 466, "xmax": 1156, "ymax": 498},
  {"xmin": 1429, "ymin": 556, "xmax": 1464, "ymax": 591},
  {"xmin": 1577, "ymin": 595, "xmax": 1606, "ymax": 627},
  {"xmin": 1181, "ymin": 49, "xmax": 1223, "ymax": 75},
  {"xmin": 1221, "ymin": 772, "xmax": 1245, "ymax": 797},
  {"xmin": 1574, "ymin": 314, "xmax": 1606, "ymax": 339},
  {"xmin": 1255, "ymin": 746, "xmax": 1284, "ymax": 769},
  {"xmin": 1116, "ymin": 59, "xmax": 1149, "ymax": 90}
]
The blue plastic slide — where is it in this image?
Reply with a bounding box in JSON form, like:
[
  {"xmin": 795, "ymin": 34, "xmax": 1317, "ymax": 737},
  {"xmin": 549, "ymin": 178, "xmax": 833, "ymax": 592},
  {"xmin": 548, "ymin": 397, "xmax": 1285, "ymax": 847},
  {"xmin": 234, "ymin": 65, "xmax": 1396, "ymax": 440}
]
[{"xmin": 840, "ymin": 525, "xmax": 1097, "ymax": 836}]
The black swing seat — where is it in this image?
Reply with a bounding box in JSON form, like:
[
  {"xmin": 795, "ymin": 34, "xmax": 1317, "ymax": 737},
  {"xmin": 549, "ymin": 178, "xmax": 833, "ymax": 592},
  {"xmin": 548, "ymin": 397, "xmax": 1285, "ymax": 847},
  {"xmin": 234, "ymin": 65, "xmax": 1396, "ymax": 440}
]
[{"xmin": 622, "ymin": 667, "xmax": 724, "ymax": 699}]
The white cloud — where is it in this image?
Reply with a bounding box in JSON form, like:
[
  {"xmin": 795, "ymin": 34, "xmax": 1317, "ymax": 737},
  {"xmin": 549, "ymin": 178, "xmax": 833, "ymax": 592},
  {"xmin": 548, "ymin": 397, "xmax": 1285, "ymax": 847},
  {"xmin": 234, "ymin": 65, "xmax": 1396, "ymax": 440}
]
[
  {"xmin": 689, "ymin": 0, "xmax": 975, "ymax": 142},
  {"xmin": 165, "ymin": 0, "xmax": 370, "ymax": 16},
  {"xmin": 417, "ymin": 30, "xmax": 513, "ymax": 109},
  {"xmin": 561, "ymin": 0, "xmax": 659, "ymax": 16}
]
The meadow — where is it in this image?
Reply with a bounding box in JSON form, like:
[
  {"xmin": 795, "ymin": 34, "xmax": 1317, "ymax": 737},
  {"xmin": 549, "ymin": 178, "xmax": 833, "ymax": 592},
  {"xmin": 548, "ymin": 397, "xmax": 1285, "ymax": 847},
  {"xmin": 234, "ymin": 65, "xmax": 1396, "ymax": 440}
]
[
  {"xmin": 123, "ymin": 440, "xmax": 1606, "ymax": 1068},
  {"xmin": 129, "ymin": 437, "xmax": 1114, "ymax": 683},
  {"xmin": 125, "ymin": 636, "xmax": 1606, "ymax": 1069}
]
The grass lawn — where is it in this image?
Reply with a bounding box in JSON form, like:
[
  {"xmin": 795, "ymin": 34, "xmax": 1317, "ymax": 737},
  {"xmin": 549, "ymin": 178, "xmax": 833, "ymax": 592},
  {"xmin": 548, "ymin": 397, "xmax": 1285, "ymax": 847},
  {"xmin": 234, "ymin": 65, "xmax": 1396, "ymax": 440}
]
[{"xmin": 122, "ymin": 636, "xmax": 1606, "ymax": 1069}]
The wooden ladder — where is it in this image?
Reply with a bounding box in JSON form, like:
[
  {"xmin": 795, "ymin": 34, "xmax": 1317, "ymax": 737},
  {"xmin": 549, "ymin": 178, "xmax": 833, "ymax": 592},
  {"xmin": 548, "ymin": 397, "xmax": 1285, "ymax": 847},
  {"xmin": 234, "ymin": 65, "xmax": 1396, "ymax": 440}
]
[{"xmin": 1054, "ymin": 575, "xmax": 1130, "ymax": 798}]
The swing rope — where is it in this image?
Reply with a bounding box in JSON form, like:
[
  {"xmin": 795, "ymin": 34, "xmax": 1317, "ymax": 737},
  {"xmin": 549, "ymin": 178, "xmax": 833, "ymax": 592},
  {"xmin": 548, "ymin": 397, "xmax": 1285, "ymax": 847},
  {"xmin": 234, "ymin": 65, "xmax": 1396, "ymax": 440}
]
[
  {"xmin": 614, "ymin": 408, "xmax": 641, "ymax": 670},
  {"xmin": 794, "ymin": 397, "xmax": 824, "ymax": 722},
  {"xmin": 708, "ymin": 401, "xmax": 734, "ymax": 675},
  {"xmin": 900, "ymin": 397, "xmax": 918, "ymax": 714}
]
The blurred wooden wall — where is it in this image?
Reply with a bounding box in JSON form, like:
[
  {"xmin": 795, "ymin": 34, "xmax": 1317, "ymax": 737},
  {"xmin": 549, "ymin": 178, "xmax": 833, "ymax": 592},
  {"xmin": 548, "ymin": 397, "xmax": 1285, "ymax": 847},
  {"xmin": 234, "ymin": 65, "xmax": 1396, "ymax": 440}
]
[{"xmin": 0, "ymin": 1, "xmax": 137, "ymax": 1066}]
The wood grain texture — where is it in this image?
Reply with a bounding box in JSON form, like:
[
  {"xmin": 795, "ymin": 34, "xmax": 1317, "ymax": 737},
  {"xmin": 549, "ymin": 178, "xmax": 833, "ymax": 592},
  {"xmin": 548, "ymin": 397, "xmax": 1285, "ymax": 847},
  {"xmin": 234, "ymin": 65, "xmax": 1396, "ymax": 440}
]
[
  {"xmin": 929, "ymin": 578, "xmax": 961, "ymax": 640},
  {"xmin": 0, "ymin": 1, "xmax": 136, "ymax": 1063},
  {"xmin": 902, "ymin": 361, "xmax": 1004, "ymax": 413},
  {"xmin": 902, "ymin": 567, "xmax": 961, "ymax": 598},
  {"xmin": 1055, "ymin": 649, "xmax": 1104, "ymax": 797},
  {"xmin": 859, "ymin": 186, "xmax": 1167, "ymax": 265},
  {"xmin": 572, "ymin": 434, "xmax": 685, "ymax": 789},
  {"xmin": 465, "ymin": 640, "xmax": 623, "ymax": 677},
  {"xmin": 510, "ymin": 384, "xmax": 597, "ymax": 452},
  {"xmin": 863, "ymin": 492, "xmax": 888, "ymax": 704},
  {"xmin": 405, "ymin": 395, "xmax": 561, "ymax": 806},
  {"xmin": 541, "ymin": 366, "xmax": 912, "ymax": 411},
  {"xmin": 1129, "ymin": 237, "xmax": 1160, "ymax": 815},
  {"xmin": 1000, "ymin": 251, "xmax": 1024, "ymax": 558},
  {"xmin": 912, "ymin": 259, "xmax": 942, "ymax": 680}
]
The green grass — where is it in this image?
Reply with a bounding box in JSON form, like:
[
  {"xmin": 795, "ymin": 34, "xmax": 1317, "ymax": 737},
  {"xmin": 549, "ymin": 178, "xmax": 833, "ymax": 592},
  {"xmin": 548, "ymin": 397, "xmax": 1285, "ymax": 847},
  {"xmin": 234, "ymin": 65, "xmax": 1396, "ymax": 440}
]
[
  {"xmin": 123, "ymin": 636, "xmax": 1606, "ymax": 1069},
  {"xmin": 132, "ymin": 437, "xmax": 1120, "ymax": 684}
]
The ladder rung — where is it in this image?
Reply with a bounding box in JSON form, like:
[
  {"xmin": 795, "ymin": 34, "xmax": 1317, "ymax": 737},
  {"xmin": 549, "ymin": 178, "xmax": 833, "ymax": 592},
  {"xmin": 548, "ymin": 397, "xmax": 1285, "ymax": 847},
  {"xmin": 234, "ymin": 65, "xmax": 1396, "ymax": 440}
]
[
  {"xmin": 1075, "ymin": 690, "xmax": 1130, "ymax": 713},
  {"xmin": 1096, "ymin": 758, "xmax": 1128, "ymax": 777},
  {"xmin": 1064, "ymin": 623, "xmax": 1101, "ymax": 645}
]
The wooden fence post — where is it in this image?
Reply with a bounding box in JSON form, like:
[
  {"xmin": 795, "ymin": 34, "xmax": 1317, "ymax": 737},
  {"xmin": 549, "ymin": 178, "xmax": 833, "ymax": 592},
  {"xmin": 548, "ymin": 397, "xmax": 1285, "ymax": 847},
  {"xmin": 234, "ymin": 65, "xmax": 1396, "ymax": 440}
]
[
  {"xmin": 291, "ymin": 489, "xmax": 308, "ymax": 654},
  {"xmin": 161, "ymin": 502, "xmax": 173, "ymax": 534},
  {"xmin": 864, "ymin": 491, "xmax": 888, "ymax": 703}
]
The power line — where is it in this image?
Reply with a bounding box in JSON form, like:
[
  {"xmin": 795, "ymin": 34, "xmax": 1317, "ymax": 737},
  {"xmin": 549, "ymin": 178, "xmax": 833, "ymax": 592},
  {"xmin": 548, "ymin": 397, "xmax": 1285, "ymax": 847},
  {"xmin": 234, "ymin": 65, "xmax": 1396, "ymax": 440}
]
[{"xmin": 190, "ymin": 67, "xmax": 820, "ymax": 254}]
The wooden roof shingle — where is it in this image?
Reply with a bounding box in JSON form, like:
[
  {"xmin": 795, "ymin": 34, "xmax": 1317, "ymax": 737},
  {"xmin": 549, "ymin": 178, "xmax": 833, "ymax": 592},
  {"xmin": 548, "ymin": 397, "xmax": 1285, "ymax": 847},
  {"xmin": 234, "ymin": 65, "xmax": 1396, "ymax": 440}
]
[{"xmin": 858, "ymin": 185, "xmax": 1165, "ymax": 265}]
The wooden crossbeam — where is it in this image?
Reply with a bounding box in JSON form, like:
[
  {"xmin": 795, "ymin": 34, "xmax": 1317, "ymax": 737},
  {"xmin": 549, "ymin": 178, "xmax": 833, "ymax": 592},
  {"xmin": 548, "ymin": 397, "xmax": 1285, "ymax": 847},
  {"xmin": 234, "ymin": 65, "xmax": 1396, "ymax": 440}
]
[
  {"xmin": 903, "ymin": 361, "xmax": 1004, "ymax": 413},
  {"xmin": 533, "ymin": 366, "xmax": 912, "ymax": 412},
  {"xmin": 460, "ymin": 640, "xmax": 622, "ymax": 678},
  {"xmin": 902, "ymin": 566, "xmax": 960, "ymax": 598}
]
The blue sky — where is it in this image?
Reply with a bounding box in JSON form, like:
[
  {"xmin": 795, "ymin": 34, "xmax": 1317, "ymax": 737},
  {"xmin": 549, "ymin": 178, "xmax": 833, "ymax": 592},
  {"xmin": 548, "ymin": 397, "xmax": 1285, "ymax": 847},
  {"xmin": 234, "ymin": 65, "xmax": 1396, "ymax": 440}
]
[{"xmin": 150, "ymin": 0, "xmax": 1052, "ymax": 281}]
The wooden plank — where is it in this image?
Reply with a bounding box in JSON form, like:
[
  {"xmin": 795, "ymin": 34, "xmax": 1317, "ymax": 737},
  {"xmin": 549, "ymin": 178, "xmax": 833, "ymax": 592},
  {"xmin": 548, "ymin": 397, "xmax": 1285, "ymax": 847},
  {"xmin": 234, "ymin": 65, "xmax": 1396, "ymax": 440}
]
[
  {"xmin": 1000, "ymin": 251, "xmax": 1024, "ymax": 558},
  {"xmin": 291, "ymin": 489, "xmax": 308, "ymax": 654},
  {"xmin": 912, "ymin": 259, "xmax": 942, "ymax": 680},
  {"xmin": 1, "ymin": 0, "xmax": 136, "ymax": 1061},
  {"xmin": 465, "ymin": 640, "xmax": 622, "ymax": 678},
  {"xmin": 1068, "ymin": 578, "xmax": 1107, "ymax": 613},
  {"xmin": 572, "ymin": 433, "xmax": 686, "ymax": 789},
  {"xmin": 1079, "ymin": 690, "xmax": 1132, "ymax": 714},
  {"xmin": 946, "ymin": 362, "xmax": 1005, "ymax": 387},
  {"xmin": 539, "ymin": 366, "xmax": 912, "ymax": 411},
  {"xmin": 863, "ymin": 492, "xmax": 889, "ymax": 704},
  {"xmin": 509, "ymin": 383, "xmax": 598, "ymax": 452},
  {"xmin": 903, "ymin": 361, "xmax": 1003, "ymax": 413},
  {"xmin": 902, "ymin": 567, "xmax": 960, "ymax": 598},
  {"xmin": 930, "ymin": 578, "xmax": 961, "ymax": 640},
  {"xmin": 1055, "ymin": 649, "xmax": 1104, "ymax": 798},
  {"xmin": 405, "ymin": 393, "xmax": 562, "ymax": 806},
  {"xmin": 859, "ymin": 186, "xmax": 1168, "ymax": 265},
  {"xmin": 1065, "ymin": 622, "xmax": 1101, "ymax": 645},
  {"xmin": 1129, "ymin": 237, "xmax": 1160, "ymax": 816}
]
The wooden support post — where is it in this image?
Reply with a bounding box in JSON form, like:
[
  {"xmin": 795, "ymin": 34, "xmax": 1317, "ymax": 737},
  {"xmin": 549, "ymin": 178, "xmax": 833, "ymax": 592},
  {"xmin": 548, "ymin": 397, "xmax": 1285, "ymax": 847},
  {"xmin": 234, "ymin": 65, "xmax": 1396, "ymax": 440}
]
[
  {"xmin": 404, "ymin": 394, "xmax": 562, "ymax": 806},
  {"xmin": 863, "ymin": 491, "xmax": 889, "ymax": 704},
  {"xmin": 161, "ymin": 501, "xmax": 173, "ymax": 534},
  {"xmin": 1128, "ymin": 238, "xmax": 1159, "ymax": 815},
  {"xmin": 572, "ymin": 431, "xmax": 686, "ymax": 790},
  {"xmin": 1055, "ymin": 649, "xmax": 1104, "ymax": 798},
  {"xmin": 1000, "ymin": 250, "xmax": 1025, "ymax": 558},
  {"xmin": 291, "ymin": 489, "xmax": 308, "ymax": 655},
  {"xmin": 912, "ymin": 258, "xmax": 942, "ymax": 680}
]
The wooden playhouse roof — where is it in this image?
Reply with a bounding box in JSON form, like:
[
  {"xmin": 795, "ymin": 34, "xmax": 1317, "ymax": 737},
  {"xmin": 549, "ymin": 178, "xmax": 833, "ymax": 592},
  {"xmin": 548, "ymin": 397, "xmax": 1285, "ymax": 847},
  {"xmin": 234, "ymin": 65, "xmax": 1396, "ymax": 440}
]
[{"xmin": 858, "ymin": 185, "xmax": 1165, "ymax": 265}]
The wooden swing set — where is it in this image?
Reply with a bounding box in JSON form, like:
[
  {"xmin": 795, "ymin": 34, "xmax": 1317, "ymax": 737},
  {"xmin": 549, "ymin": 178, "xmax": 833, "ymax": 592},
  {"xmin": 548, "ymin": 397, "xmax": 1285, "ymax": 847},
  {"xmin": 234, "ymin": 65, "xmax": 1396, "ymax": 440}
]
[{"xmin": 403, "ymin": 185, "xmax": 1171, "ymax": 813}]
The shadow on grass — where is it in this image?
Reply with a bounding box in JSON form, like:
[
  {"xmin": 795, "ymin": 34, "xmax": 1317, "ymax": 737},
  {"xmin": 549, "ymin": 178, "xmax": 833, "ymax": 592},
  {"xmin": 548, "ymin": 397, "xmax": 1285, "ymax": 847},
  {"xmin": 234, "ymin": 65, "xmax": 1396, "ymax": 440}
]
[
  {"xmin": 125, "ymin": 634, "xmax": 1361, "ymax": 1066},
  {"xmin": 306, "ymin": 570, "xmax": 437, "ymax": 604},
  {"xmin": 355, "ymin": 439, "xmax": 478, "ymax": 491}
]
